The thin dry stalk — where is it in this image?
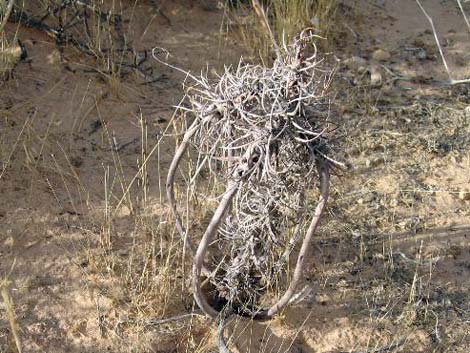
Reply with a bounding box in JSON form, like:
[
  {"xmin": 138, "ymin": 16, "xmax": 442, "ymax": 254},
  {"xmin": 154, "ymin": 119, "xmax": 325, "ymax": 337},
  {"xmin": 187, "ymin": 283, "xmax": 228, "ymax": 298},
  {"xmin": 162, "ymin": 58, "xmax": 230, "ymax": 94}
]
[
  {"xmin": 0, "ymin": 0, "xmax": 14, "ymax": 32},
  {"xmin": 230, "ymin": 0, "xmax": 337, "ymax": 62},
  {"xmin": 251, "ymin": 0, "xmax": 279, "ymax": 53},
  {"xmin": 0, "ymin": 110, "xmax": 34, "ymax": 180},
  {"xmin": 1, "ymin": 283, "xmax": 23, "ymax": 353},
  {"xmin": 415, "ymin": 0, "xmax": 470, "ymax": 85},
  {"xmin": 456, "ymin": 0, "xmax": 470, "ymax": 33}
]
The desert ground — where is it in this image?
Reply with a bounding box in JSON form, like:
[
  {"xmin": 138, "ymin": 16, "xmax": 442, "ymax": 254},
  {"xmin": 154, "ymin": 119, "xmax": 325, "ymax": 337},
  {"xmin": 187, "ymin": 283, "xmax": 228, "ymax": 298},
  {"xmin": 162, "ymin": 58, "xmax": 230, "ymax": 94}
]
[{"xmin": 1, "ymin": 1, "xmax": 469, "ymax": 352}]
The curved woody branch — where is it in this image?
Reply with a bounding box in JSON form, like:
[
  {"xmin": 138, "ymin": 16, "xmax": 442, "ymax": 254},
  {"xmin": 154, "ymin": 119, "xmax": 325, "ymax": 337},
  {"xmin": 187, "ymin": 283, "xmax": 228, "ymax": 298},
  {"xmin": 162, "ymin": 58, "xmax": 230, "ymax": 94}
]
[{"xmin": 191, "ymin": 157, "xmax": 330, "ymax": 319}]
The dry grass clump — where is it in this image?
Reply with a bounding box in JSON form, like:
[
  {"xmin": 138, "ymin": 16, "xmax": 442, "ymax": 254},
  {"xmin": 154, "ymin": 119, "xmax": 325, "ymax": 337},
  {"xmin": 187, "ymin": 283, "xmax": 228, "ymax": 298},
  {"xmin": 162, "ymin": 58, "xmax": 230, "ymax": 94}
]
[
  {"xmin": 0, "ymin": 98, "xmax": 206, "ymax": 351},
  {"xmin": 0, "ymin": 0, "xmax": 20, "ymax": 79},
  {"xmin": 227, "ymin": 0, "xmax": 337, "ymax": 61},
  {"xmin": 78, "ymin": 118, "xmax": 189, "ymax": 322},
  {"xmin": 0, "ymin": 33, "xmax": 16, "ymax": 79},
  {"xmin": 271, "ymin": 0, "xmax": 336, "ymax": 42}
]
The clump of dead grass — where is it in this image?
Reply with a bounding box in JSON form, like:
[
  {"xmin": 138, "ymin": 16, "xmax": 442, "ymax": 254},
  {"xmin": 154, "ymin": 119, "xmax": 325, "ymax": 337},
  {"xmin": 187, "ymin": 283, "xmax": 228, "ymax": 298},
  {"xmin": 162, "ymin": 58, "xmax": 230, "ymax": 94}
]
[
  {"xmin": 0, "ymin": 0, "xmax": 19, "ymax": 79},
  {"xmin": 227, "ymin": 0, "xmax": 337, "ymax": 62}
]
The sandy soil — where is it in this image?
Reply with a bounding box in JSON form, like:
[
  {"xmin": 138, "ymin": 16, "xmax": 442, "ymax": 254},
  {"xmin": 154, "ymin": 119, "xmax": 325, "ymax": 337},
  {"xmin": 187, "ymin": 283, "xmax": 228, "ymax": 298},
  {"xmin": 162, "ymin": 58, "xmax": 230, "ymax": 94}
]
[{"xmin": 1, "ymin": 1, "xmax": 469, "ymax": 352}]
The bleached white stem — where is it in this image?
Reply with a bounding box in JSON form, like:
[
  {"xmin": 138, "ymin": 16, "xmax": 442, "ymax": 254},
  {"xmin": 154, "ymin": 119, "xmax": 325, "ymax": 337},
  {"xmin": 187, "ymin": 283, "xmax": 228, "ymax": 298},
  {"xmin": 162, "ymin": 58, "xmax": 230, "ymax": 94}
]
[{"xmin": 415, "ymin": 0, "xmax": 470, "ymax": 85}]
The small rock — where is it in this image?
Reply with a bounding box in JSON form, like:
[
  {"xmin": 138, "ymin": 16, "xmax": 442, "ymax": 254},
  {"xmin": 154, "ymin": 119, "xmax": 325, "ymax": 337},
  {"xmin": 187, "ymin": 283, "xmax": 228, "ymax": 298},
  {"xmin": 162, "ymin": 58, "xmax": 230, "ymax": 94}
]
[
  {"xmin": 3, "ymin": 236, "xmax": 14, "ymax": 247},
  {"xmin": 369, "ymin": 66, "xmax": 383, "ymax": 86},
  {"xmin": 464, "ymin": 106, "xmax": 470, "ymax": 119},
  {"xmin": 315, "ymin": 294, "xmax": 330, "ymax": 306},
  {"xmin": 0, "ymin": 45, "xmax": 24, "ymax": 62},
  {"xmin": 366, "ymin": 156, "xmax": 385, "ymax": 168},
  {"xmin": 372, "ymin": 49, "xmax": 391, "ymax": 61},
  {"xmin": 343, "ymin": 56, "xmax": 367, "ymax": 69},
  {"xmin": 458, "ymin": 190, "xmax": 470, "ymax": 201},
  {"xmin": 416, "ymin": 49, "xmax": 427, "ymax": 60}
]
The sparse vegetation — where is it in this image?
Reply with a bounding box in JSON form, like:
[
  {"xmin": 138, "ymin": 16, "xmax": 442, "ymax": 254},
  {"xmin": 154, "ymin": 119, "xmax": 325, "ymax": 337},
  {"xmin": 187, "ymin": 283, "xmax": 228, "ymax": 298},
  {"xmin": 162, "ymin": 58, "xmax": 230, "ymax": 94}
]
[
  {"xmin": 0, "ymin": 0, "xmax": 18, "ymax": 78},
  {"xmin": 1, "ymin": 1, "xmax": 469, "ymax": 353},
  {"xmin": 227, "ymin": 0, "xmax": 337, "ymax": 61}
]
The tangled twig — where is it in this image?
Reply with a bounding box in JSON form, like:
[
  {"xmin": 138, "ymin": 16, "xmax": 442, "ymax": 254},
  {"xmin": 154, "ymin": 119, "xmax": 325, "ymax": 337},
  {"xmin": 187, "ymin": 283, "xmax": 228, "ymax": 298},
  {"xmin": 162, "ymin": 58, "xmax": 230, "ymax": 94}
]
[
  {"xmin": 7, "ymin": 2, "xmax": 156, "ymax": 79},
  {"xmin": 160, "ymin": 30, "xmax": 340, "ymax": 323}
]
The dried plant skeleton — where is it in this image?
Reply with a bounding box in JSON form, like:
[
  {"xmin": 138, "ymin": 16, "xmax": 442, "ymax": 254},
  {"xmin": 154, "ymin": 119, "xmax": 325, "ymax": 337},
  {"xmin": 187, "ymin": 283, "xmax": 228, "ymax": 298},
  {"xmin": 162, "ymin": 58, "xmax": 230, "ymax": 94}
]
[{"xmin": 158, "ymin": 30, "xmax": 341, "ymax": 323}]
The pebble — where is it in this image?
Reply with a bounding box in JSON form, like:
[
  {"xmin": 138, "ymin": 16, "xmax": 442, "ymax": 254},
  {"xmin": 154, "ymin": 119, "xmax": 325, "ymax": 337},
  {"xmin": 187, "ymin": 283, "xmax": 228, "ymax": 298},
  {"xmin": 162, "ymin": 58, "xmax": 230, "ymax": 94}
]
[
  {"xmin": 343, "ymin": 56, "xmax": 367, "ymax": 69},
  {"xmin": 464, "ymin": 106, "xmax": 470, "ymax": 119},
  {"xmin": 315, "ymin": 294, "xmax": 330, "ymax": 305},
  {"xmin": 370, "ymin": 66, "xmax": 383, "ymax": 87},
  {"xmin": 366, "ymin": 156, "xmax": 385, "ymax": 168},
  {"xmin": 372, "ymin": 49, "xmax": 391, "ymax": 61},
  {"xmin": 458, "ymin": 190, "xmax": 470, "ymax": 201},
  {"xmin": 417, "ymin": 49, "xmax": 427, "ymax": 60}
]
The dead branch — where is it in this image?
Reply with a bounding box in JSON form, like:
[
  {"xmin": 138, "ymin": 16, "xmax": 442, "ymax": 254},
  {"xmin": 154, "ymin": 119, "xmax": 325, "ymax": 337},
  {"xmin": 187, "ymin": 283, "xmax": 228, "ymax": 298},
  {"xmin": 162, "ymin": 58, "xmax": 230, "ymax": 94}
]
[
  {"xmin": 259, "ymin": 159, "xmax": 329, "ymax": 319},
  {"xmin": 165, "ymin": 117, "xmax": 212, "ymax": 276}
]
